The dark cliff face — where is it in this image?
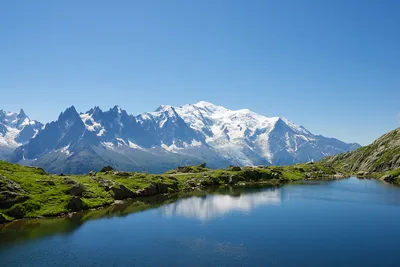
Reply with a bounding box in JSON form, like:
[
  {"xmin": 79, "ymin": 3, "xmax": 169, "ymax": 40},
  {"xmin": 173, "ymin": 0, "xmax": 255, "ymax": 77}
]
[
  {"xmin": 323, "ymin": 128, "xmax": 400, "ymax": 173},
  {"xmin": 17, "ymin": 106, "xmax": 86, "ymax": 159}
]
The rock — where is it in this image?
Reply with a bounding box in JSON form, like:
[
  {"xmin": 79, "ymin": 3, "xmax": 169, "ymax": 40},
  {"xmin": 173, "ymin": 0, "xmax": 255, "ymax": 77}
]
[
  {"xmin": 156, "ymin": 183, "xmax": 168, "ymax": 194},
  {"xmin": 382, "ymin": 174, "xmax": 394, "ymax": 182},
  {"xmin": 93, "ymin": 177, "xmax": 115, "ymax": 190},
  {"xmin": 176, "ymin": 166, "xmax": 192, "ymax": 173},
  {"xmin": 134, "ymin": 182, "xmax": 170, "ymax": 197},
  {"xmin": 0, "ymin": 175, "xmax": 29, "ymax": 209},
  {"xmin": 198, "ymin": 163, "xmax": 207, "ymax": 168},
  {"xmin": 58, "ymin": 173, "xmax": 65, "ymax": 176},
  {"xmin": 113, "ymin": 171, "xmax": 130, "ymax": 177},
  {"xmin": 111, "ymin": 184, "xmax": 135, "ymax": 200},
  {"xmin": 100, "ymin": 166, "xmax": 114, "ymax": 172},
  {"xmin": 68, "ymin": 185, "xmax": 84, "ymax": 196},
  {"xmin": 186, "ymin": 179, "xmax": 196, "ymax": 187},
  {"xmin": 62, "ymin": 178, "xmax": 77, "ymax": 185},
  {"xmin": 88, "ymin": 170, "xmax": 96, "ymax": 176},
  {"xmin": 7, "ymin": 205, "xmax": 25, "ymax": 219},
  {"xmin": 356, "ymin": 171, "xmax": 368, "ymax": 177},
  {"xmin": 229, "ymin": 175, "xmax": 238, "ymax": 185},
  {"xmin": 68, "ymin": 197, "xmax": 83, "ymax": 212},
  {"xmin": 228, "ymin": 166, "xmax": 241, "ymax": 171}
]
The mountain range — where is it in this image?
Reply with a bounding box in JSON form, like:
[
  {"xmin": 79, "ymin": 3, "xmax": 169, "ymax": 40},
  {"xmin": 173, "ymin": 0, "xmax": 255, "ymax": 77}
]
[{"xmin": 0, "ymin": 101, "xmax": 360, "ymax": 174}]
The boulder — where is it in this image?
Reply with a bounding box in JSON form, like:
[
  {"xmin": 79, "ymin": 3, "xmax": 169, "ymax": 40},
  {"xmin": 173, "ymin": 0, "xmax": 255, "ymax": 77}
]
[
  {"xmin": 68, "ymin": 197, "xmax": 83, "ymax": 212},
  {"xmin": 113, "ymin": 171, "xmax": 130, "ymax": 177},
  {"xmin": 68, "ymin": 185, "xmax": 84, "ymax": 196},
  {"xmin": 62, "ymin": 178, "xmax": 77, "ymax": 185},
  {"xmin": 88, "ymin": 170, "xmax": 96, "ymax": 176},
  {"xmin": 228, "ymin": 166, "xmax": 242, "ymax": 171},
  {"xmin": 382, "ymin": 174, "xmax": 394, "ymax": 182},
  {"xmin": 93, "ymin": 177, "xmax": 115, "ymax": 190},
  {"xmin": 198, "ymin": 163, "xmax": 207, "ymax": 168},
  {"xmin": 100, "ymin": 166, "xmax": 114, "ymax": 172},
  {"xmin": 0, "ymin": 175, "xmax": 29, "ymax": 209},
  {"xmin": 7, "ymin": 205, "xmax": 25, "ymax": 219},
  {"xmin": 111, "ymin": 184, "xmax": 135, "ymax": 200}
]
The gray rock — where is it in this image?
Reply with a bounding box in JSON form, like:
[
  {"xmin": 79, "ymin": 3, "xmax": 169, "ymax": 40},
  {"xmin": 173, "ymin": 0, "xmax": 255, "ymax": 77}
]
[
  {"xmin": 0, "ymin": 175, "xmax": 29, "ymax": 209},
  {"xmin": 88, "ymin": 170, "xmax": 96, "ymax": 176},
  {"xmin": 62, "ymin": 178, "xmax": 77, "ymax": 185},
  {"xmin": 111, "ymin": 184, "xmax": 135, "ymax": 200}
]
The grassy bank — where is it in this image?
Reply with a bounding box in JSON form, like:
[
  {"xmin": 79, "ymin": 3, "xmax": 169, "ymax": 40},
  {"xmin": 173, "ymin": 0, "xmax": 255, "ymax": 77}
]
[{"xmin": 0, "ymin": 160, "xmax": 342, "ymax": 223}]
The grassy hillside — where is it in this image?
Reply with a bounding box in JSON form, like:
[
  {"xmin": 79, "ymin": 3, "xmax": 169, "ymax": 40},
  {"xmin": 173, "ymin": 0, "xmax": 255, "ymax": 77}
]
[
  {"xmin": 323, "ymin": 128, "xmax": 400, "ymax": 182},
  {"xmin": 0, "ymin": 161, "xmax": 340, "ymax": 223}
]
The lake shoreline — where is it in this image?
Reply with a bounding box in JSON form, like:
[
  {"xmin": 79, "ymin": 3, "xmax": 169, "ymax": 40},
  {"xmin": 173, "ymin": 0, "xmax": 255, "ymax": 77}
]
[{"xmin": 0, "ymin": 174, "xmax": 348, "ymax": 225}]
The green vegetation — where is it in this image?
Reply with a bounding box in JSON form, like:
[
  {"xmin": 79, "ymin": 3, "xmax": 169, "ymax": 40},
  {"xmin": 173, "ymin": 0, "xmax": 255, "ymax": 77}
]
[
  {"xmin": 0, "ymin": 161, "xmax": 340, "ymax": 223},
  {"xmin": 322, "ymin": 127, "xmax": 400, "ymax": 182}
]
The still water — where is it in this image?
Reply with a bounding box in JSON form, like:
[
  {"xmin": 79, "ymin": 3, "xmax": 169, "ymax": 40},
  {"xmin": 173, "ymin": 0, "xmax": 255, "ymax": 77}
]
[{"xmin": 1, "ymin": 177, "xmax": 400, "ymax": 266}]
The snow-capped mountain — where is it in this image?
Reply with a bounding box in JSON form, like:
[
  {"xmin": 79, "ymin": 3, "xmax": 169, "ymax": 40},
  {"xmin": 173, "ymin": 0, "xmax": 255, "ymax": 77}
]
[
  {"xmin": 0, "ymin": 109, "xmax": 43, "ymax": 160},
  {"xmin": 12, "ymin": 102, "xmax": 360, "ymax": 174}
]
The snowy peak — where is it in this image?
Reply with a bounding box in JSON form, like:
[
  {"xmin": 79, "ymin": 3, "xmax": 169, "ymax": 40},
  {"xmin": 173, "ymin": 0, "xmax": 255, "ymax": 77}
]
[
  {"xmin": 17, "ymin": 109, "xmax": 27, "ymax": 119},
  {"xmin": 9, "ymin": 102, "xmax": 360, "ymax": 173},
  {"xmin": 0, "ymin": 108, "xmax": 43, "ymax": 159}
]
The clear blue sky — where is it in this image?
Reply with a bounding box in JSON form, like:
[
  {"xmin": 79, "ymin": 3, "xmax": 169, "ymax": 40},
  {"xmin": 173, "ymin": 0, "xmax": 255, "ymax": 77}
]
[{"xmin": 1, "ymin": 0, "xmax": 399, "ymax": 145}]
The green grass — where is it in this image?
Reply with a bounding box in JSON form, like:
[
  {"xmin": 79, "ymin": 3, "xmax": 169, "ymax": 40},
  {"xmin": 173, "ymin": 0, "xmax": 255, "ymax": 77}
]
[{"xmin": 0, "ymin": 160, "xmax": 341, "ymax": 222}]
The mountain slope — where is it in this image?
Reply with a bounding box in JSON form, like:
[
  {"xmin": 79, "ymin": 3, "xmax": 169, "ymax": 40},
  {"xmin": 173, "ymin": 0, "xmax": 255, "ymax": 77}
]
[
  {"xmin": 322, "ymin": 128, "xmax": 400, "ymax": 180},
  {"xmin": 13, "ymin": 102, "xmax": 360, "ymax": 174},
  {"xmin": 0, "ymin": 109, "xmax": 42, "ymax": 160}
]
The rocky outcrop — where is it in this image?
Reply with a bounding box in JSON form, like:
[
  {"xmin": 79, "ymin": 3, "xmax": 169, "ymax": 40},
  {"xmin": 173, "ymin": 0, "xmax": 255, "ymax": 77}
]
[
  {"xmin": 0, "ymin": 175, "xmax": 29, "ymax": 209},
  {"xmin": 323, "ymin": 128, "xmax": 400, "ymax": 174},
  {"xmin": 68, "ymin": 197, "xmax": 83, "ymax": 212},
  {"xmin": 68, "ymin": 185, "xmax": 84, "ymax": 196},
  {"xmin": 111, "ymin": 184, "xmax": 135, "ymax": 200},
  {"xmin": 7, "ymin": 204, "xmax": 25, "ymax": 218},
  {"xmin": 135, "ymin": 182, "xmax": 177, "ymax": 197}
]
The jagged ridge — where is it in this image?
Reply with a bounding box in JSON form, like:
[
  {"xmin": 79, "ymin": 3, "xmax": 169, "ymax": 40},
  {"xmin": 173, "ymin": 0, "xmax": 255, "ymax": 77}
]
[{"xmin": 5, "ymin": 102, "xmax": 359, "ymax": 174}]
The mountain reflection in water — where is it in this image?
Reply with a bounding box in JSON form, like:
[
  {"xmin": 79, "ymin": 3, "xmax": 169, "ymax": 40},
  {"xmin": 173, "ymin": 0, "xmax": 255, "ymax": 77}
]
[{"xmin": 162, "ymin": 188, "xmax": 281, "ymax": 221}]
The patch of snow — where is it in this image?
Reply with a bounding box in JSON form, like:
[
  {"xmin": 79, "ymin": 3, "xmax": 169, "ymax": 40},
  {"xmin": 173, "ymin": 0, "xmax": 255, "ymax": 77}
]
[
  {"xmin": 102, "ymin": 142, "xmax": 115, "ymax": 149},
  {"xmin": 60, "ymin": 144, "xmax": 73, "ymax": 155}
]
